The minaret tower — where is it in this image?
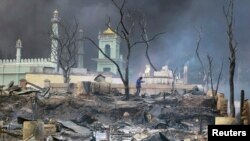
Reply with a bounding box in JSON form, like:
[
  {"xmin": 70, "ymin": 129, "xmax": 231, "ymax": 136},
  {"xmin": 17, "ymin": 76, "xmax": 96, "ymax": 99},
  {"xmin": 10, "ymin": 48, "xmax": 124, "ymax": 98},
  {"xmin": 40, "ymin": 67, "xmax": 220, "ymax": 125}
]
[
  {"xmin": 77, "ymin": 29, "xmax": 84, "ymax": 68},
  {"xmin": 183, "ymin": 65, "xmax": 188, "ymax": 84},
  {"xmin": 16, "ymin": 39, "xmax": 22, "ymax": 63},
  {"xmin": 51, "ymin": 10, "xmax": 59, "ymax": 64}
]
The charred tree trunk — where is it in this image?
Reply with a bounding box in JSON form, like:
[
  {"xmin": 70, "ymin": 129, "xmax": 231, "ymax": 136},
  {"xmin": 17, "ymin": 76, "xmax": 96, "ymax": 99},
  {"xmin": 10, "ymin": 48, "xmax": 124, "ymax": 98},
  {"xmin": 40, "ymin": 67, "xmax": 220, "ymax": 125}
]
[
  {"xmin": 63, "ymin": 71, "xmax": 67, "ymax": 83},
  {"xmin": 223, "ymin": 0, "xmax": 237, "ymax": 117},
  {"xmin": 214, "ymin": 62, "xmax": 224, "ymax": 96},
  {"xmin": 171, "ymin": 68, "xmax": 177, "ymax": 93},
  {"xmin": 62, "ymin": 69, "xmax": 70, "ymax": 83},
  {"xmin": 207, "ymin": 56, "xmax": 223, "ymax": 97},
  {"xmin": 124, "ymin": 81, "xmax": 129, "ymax": 100},
  {"xmin": 229, "ymin": 58, "xmax": 236, "ymax": 117},
  {"xmin": 239, "ymin": 90, "xmax": 245, "ymax": 125},
  {"xmin": 207, "ymin": 55, "xmax": 215, "ymax": 96},
  {"xmin": 124, "ymin": 55, "xmax": 130, "ymax": 99}
]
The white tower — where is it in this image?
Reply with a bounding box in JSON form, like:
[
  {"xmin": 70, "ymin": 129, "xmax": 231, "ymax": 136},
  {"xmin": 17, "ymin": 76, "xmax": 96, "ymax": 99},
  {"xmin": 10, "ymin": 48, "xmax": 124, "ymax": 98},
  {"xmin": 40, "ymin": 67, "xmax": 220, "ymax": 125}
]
[
  {"xmin": 183, "ymin": 65, "xmax": 188, "ymax": 84},
  {"xmin": 51, "ymin": 10, "xmax": 59, "ymax": 64},
  {"xmin": 77, "ymin": 29, "xmax": 84, "ymax": 68},
  {"xmin": 16, "ymin": 39, "xmax": 22, "ymax": 63}
]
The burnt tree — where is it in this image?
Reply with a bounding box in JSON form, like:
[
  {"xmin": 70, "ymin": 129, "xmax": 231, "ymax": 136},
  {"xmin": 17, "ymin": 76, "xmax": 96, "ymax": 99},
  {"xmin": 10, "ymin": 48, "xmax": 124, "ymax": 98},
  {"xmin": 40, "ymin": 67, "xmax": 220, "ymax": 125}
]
[
  {"xmin": 170, "ymin": 67, "xmax": 178, "ymax": 93},
  {"xmin": 139, "ymin": 17, "xmax": 165, "ymax": 71},
  {"xmin": 207, "ymin": 55, "xmax": 224, "ymax": 97},
  {"xmin": 215, "ymin": 61, "xmax": 224, "ymax": 96},
  {"xmin": 195, "ymin": 27, "xmax": 209, "ymax": 92},
  {"xmin": 223, "ymin": 0, "xmax": 237, "ymax": 117},
  {"xmin": 85, "ymin": 0, "xmax": 163, "ymax": 100},
  {"xmin": 51, "ymin": 19, "xmax": 79, "ymax": 83}
]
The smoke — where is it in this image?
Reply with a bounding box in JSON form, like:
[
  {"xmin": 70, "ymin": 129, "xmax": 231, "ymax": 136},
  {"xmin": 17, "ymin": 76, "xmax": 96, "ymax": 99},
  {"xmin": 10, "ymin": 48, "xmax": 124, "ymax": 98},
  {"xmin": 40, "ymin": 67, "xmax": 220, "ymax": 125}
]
[{"xmin": 0, "ymin": 0, "xmax": 250, "ymax": 100}]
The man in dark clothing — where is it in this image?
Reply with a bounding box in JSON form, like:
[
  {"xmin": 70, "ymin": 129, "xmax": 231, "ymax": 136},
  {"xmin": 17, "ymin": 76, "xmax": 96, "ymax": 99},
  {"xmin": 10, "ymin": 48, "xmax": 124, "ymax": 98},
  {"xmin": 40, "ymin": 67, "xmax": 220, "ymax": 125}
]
[{"xmin": 136, "ymin": 77, "xmax": 144, "ymax": 96}]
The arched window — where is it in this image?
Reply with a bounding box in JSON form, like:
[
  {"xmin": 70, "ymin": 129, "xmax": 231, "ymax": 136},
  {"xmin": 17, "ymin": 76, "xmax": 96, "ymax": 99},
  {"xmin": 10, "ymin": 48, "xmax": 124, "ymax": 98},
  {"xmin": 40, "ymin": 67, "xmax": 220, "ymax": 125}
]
[{"xmin": 105, "ymin": 44, "xmax": 111, "ymax": 57}]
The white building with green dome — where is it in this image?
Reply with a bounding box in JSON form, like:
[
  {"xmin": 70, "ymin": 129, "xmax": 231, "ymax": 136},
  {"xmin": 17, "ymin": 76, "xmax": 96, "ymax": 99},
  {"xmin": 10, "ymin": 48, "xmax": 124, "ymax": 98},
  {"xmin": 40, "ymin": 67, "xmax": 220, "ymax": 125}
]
[{"xmin": 93, "ymin": 26, "xmax": 124, "ymax": 75}]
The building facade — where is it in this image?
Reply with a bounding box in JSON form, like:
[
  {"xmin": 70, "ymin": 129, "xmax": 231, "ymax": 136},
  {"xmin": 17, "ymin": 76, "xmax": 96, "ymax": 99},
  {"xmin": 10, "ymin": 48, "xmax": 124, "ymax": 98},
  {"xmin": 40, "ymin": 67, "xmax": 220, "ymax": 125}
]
[
  {"xmin": 94, "ymin": 27, "xmax": 123, "ymax": 75},
  {"xmin": 0, "ymin": 10, "xmax": 60, "ymax": 85},
  {"xmin": 142, "ymin": 65, "xmax": 188, "ymax": 85}
]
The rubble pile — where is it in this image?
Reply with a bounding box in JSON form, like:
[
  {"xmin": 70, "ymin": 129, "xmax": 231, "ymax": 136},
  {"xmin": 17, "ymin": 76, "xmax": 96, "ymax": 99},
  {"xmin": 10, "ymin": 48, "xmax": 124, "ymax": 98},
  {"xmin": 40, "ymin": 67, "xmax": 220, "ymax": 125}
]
[{"xmin": 0, "ymin": 81, "xmax": 216, "ymax": 141}]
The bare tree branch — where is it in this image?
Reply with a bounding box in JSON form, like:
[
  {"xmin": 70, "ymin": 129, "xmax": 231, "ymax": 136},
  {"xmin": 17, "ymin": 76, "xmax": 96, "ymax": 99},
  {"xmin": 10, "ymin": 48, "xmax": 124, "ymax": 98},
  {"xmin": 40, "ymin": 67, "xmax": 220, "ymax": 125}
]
[
  {"xmin": 111, "ymin": 0, "xmax": 129, "ymax": 35},
  {"xmin": 195, "ymin": 26, "xmax": 205, "ymax": 75},
  {"xmin": 106, "ymin": 18, "xmax": 125, "ymax": 40},
  {"xmin": 131, "ymin": 32, "xmax": 166, "ymax": 48},
  {"xmin": 195, "ymin": 26, "xmax": 209, "ymax": 92},
  {"xmin": 51, "ymin": 18, "xmax": 79, "ymax": 83}
]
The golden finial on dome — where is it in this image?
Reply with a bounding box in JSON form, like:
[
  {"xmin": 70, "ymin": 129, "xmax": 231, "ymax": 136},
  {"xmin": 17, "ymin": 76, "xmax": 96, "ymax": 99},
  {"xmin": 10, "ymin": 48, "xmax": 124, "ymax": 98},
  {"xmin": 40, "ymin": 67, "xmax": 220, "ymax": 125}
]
[{"xmin": 103, "ymin": 23, "xmax": 115, "ymax": 35}]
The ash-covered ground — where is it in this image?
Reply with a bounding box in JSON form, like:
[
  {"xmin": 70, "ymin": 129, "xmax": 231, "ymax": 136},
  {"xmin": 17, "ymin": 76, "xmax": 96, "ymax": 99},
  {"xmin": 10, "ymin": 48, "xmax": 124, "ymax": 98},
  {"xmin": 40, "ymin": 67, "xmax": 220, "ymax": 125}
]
[{"xmin": 0, "ymin": 90, "xmax": 216, "ymax": 141}]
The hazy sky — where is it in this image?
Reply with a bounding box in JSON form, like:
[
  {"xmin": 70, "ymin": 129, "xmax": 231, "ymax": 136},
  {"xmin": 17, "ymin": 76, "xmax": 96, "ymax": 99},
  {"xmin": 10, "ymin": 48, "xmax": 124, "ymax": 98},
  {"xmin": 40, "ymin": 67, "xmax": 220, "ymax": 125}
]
[{"xmin": 0, "ymin": 0, "xmax": 250, "ymax": 97}]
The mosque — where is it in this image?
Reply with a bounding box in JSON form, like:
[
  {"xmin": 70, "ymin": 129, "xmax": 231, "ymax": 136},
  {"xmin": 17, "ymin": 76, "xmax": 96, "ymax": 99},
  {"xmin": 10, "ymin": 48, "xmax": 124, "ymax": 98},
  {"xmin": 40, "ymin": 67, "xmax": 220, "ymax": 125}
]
[{"xmin": 0, "ymin": 10, "xmax": 124, "ymax": 86}]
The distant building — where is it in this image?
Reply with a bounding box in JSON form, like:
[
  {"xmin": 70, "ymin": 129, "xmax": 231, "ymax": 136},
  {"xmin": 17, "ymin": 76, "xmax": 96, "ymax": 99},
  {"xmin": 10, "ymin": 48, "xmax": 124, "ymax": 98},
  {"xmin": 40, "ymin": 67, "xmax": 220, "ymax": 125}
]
[
  {"xmin": 93, "ymin": 25, "xmax": 124, "ymax": 75},
  {"xmin": 142, "ymin": 65, "xmax": 188, "ymax": 84},
  {"xmin": 0, "ymin": 10, "xmax": 88, "ymax": 85},
  {"xmin": 0, "ymin": 10, "xmax": 61, "ymax": 85}
]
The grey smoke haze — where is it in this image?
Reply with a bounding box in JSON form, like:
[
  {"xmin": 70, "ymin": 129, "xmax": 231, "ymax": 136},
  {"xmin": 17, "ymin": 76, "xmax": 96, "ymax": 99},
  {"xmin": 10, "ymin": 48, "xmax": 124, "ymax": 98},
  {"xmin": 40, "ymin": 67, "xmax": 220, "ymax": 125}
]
[{"xmin": 0, "ymin": 0, "xmax": 250, "ymax": 99}]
